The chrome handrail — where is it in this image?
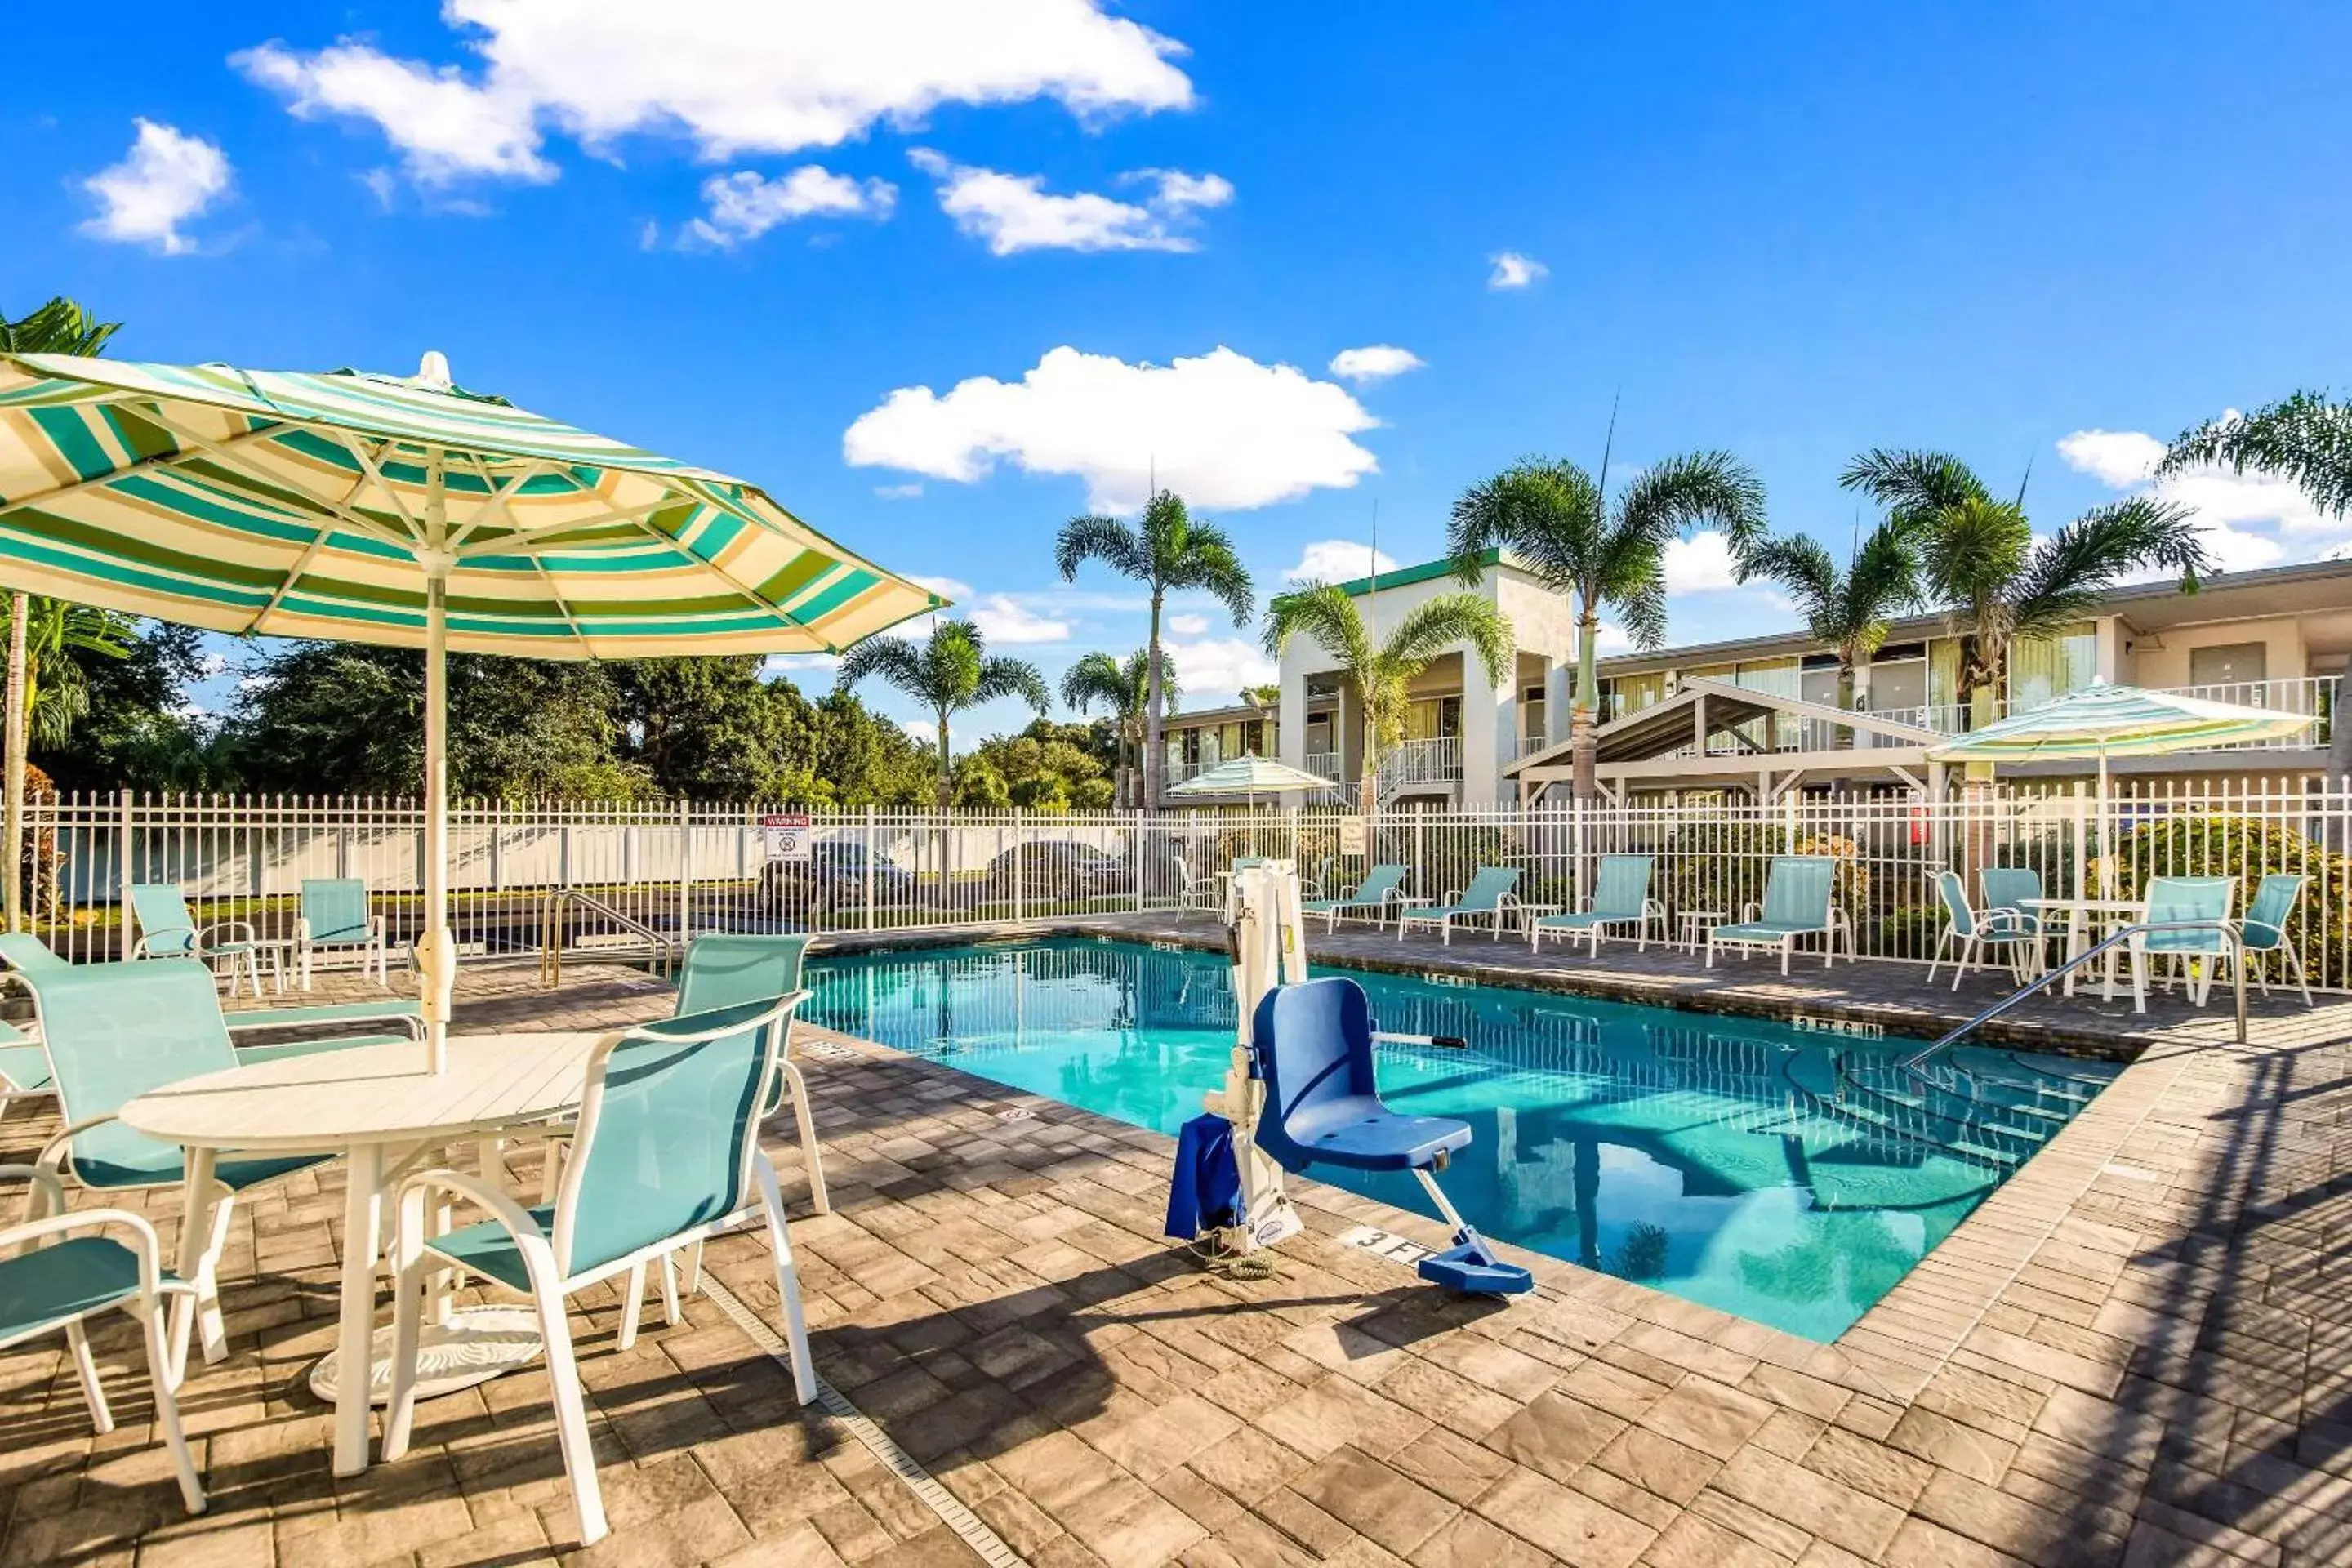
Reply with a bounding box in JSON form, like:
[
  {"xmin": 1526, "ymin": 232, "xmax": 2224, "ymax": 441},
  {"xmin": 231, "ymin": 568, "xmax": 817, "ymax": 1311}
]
[
  {"xmin": 539, "ymin": 888, "xmax": 681, "ymax": 988},
  {"xmin": 1902, "ymin": 919, "xmax": 2247, "ymax": 1068}
]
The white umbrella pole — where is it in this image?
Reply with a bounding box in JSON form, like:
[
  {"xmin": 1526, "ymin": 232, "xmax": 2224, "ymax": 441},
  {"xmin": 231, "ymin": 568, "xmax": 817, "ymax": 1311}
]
[
  {"xmin": 3, "ymin": 593, "xmax": 24, "ymax": 935},
  {"xmin": 419, "ymin": 470, "xmax": 455, "ymax": 1072},
  {"xmin": 2097, "ymin": 746, "xmax": 2110, "ymax": 889}
]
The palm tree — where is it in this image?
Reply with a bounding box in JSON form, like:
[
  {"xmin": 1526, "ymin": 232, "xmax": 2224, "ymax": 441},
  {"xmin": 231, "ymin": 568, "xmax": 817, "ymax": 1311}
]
[
  {"xmin": 1, "ymin": 297, "xmax": 122, "ymax": 933},
  {"xmin": 835, "ymin": 619, "xmax": 1051, "ymax": 807},
  {"xmin": 1262, "ymin": 582, "xmax": 1512, "ymax": 808},
  {"xmin": 1060, "ymin": 648, "xmax": 1177, "ymax": 808},
  {"xmin": 1055, "ymin": 491, "xmax": 1252, "ymax": 810},
  {"xmin": 1840, "ymin": 451, "xmax": 2209, "ymax": 754},
  {"xmin": 2161, "ymin": 391, "xmax": 2352, "ymax": 520},
  {"xmin": 1448, "ymin": 452, "xmax": 1766, "ymax": 801},
  {"xmin": 0, "ymin": 597, "xmax": 134, "ymax": 747},
  {"xmin": 1731, "ymin": 519, "xmax": 1922, "ymax": 734}
]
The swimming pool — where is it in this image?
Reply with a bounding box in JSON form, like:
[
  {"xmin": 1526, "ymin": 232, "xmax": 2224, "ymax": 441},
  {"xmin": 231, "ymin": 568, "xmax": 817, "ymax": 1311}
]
[{"xmin": 804, "ymin": 938, "xmax": 2118, "ymax": 1340}]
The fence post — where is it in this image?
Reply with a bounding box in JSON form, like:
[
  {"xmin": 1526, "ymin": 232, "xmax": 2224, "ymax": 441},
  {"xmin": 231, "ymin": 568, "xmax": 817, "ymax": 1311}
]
[
  {"xmin": 1013, "ymin": 808, "xmax": 1025, "ymax": 924},
  {"xmin": 1572, "ymin": 797, "xmax": 1588, "ymax": 913},
  {"xmin": 118, "ymin": 790, "xmax": 134, "ymax": 960},
  {"xmin": 1134, "ymin": 809, "xmax": 1147, "ymax": 912},
  {"xmin": 678, "ymin": 798, "xmax": 693, "ymax": 949},
  {"xmin": 863, "ymin": 806, "xmax": 876, "ymax": 933}
]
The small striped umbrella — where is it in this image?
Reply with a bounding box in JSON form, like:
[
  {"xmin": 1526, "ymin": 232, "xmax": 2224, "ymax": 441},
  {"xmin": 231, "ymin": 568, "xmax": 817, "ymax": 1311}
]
[
  {"xmin": 1928, "ymin": 679, "xmax": 2315, "ymax": 851},
  {"xmin": 1165, "ymin": 755, "xmax": 1340, "ymax": 803},
  {"xmin": 0, "ymin": 350, "xmax": 938, "ymax": 1064}
]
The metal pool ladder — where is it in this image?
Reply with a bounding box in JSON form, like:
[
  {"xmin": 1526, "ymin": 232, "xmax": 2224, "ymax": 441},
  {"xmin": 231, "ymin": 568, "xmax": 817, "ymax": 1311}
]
[
  {"xmin": 539, "ymin": 888, "xmax": 682, "ymax": 988},
  {"xmin": 1901, "ymin": 920, "xmax": 2247, "ymax": 1071}
]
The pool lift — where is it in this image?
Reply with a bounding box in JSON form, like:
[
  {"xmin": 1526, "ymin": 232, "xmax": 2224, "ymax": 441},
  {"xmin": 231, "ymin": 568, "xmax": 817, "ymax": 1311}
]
[{"xmin": 1196, "ymin": 861, "xmax": 1534, "ymax": 1296}]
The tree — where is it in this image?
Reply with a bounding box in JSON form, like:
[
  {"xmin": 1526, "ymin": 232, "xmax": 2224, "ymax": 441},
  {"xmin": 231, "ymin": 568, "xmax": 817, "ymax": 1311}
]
[
  {"xmin": 0, "ymin": 597, "xmax": 136, "ymax": 749},
  {"xmin": 1840, "ymin": 450, "xmax": 2210, "ymax": 755},
  {"xmin": 1240, "ymin": 683, "xmax": 1281, "ymax": 708},
  {"xmin": 38, "ymin": 621, "xmax": 216, "ymax": 791},
  {"xmin": 1448, "ymin": 452, "xmax": 1766, "ymax": 800},
  {"xmin": 834, "ymin": 619, "xmax": 1050, "ymax": 807},
  {"xmin": 1061, "ymin": 649, "xmax": 1177, "ymax": 808},
  {"xmin": 1731, "ymin": 519, "xmax": 1922, "ymax": 731},
  {"xmin": 957, "ymin": 721, "xmax": 1116, "ymax": 812},
  {"xmin": 1262, "ymin": 582, "xmax": 1512, "ymax": 808},
  {"xmin": 1055, "ymin": 491, "xmax": 1253, "ymax": 810}
]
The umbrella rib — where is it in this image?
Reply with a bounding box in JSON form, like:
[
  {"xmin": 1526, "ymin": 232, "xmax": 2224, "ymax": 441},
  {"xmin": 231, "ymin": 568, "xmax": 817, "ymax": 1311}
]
[
  {"xmin": 136, "ymin": 409, "xmax": 418, "ymax": 554},
  {"xmin": 0, "ymin": 421, "xmax": 290, "ymax": 520},
  {"xmin": 528, "ymin": 555, "xmax": 592, "ymax": 649},
  {"xmin": 246, "ymin": 466, "xmax": 379, "ymax": 637},
  {"xmin": 451, "ymin": 497, "xmax": 681, "ymax": 558},
  {"xmin": 446, "ymin": 452, "xmax": 554, "ymax": 550},
  {"xmin": 620, "ymin": 484, "xmax": 822, "ymax": 642},
  {"xmin": 333, "ymin": 434, "xmax": 426, "ymax": 542}
]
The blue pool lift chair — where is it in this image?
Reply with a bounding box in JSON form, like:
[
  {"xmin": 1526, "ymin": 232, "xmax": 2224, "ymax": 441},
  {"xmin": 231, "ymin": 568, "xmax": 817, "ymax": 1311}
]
[
  {"xmin": 381, "ymin": 992, "xmax": 819, "ymax": 1547},
  {"xmin": 1529, "ymin": 855, "xmax": 1664, "ymax": 957},
  {"xmin": 1251, "ymin": 976, "xmax": 1533, "ymax": 1295},
  {"xmin": 0, "ymin": 1165, "xmax": 205, "ymax": 1515}
]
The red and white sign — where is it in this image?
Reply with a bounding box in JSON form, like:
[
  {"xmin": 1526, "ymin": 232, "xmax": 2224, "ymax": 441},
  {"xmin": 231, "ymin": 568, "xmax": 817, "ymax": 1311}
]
[{"xmin": 760, "ymin": 813, "xmax": 813, "ymax": 861}]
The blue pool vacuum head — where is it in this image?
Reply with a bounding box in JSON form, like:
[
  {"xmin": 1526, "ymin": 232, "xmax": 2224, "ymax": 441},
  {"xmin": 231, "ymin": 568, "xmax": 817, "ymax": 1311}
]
[{"xmin": 1417, "ymin": 1226, "xmax": 1535, "ymax": 1295}]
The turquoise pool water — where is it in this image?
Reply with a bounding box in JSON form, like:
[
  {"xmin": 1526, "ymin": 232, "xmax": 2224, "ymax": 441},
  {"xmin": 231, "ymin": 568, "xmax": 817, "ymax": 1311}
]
[{"xmin": 804, "ymin": 938, "xmax": 2118, "ymax": 1340}]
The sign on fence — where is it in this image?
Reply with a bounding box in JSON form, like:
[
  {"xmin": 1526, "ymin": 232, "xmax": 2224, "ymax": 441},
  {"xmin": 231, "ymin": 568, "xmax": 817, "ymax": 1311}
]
[
  {"xmin": 1338, "ymin": 815, "xmax": 1369, "ymax": 856},
  {"xmin": 760, "ymin": 813, "xmax": 813, "ymax": 861}
]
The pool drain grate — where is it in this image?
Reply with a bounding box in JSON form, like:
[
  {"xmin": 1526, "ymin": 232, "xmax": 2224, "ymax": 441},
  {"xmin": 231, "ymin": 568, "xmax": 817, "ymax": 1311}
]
[{"xmin": 696, "ymin": 1271, "xmax": 1027, "ymax": 1568}]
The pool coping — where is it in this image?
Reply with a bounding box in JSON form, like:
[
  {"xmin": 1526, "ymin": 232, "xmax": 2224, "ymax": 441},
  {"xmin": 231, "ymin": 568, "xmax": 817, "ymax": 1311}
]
[{"xmin": 800, "ymin": 938, "xmax": 2214, "ymax": 1405}]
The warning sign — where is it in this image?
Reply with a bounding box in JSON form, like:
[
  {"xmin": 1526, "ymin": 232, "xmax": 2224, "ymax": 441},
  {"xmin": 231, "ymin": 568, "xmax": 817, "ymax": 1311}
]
[
  {"xmin": 1338, "ymin": 816, "xmax": 1369, "ymax": 856},
  {"xmin": 760, "ymin": 813, "xmax": 813, "ymax": 861}
]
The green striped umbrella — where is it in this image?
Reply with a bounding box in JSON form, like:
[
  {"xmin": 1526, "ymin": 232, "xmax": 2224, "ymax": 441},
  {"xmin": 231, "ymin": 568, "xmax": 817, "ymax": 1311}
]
[
  {"xmin": 1928, "ymin": 679, "xmax": 2315, "ymax": 853},
  {"xmin": 0, "ymin": 350, "xmax": 939, "ymax": 1064},
  {"xmin": 1165, "ymin": 755, "xmax": 1340, "ymax": 802}
]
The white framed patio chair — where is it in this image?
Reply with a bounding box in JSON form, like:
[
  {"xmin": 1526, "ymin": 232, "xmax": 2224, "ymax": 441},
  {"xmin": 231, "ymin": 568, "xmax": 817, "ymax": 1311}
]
[
  {"xmin": 1706, "ymin": 857, "xmax": 1855, "ymax": 975},
  {"xmin": 1529, "ymin": 856, "xmax": 1665, "ymax": 957},
  {"xmin": 2132, "ymin": 876, "xmax": 2238, "ymax": 1011},
  {"xmin": 0, "ymin": 1167, "xmax": 204, "ymax": 1516},
  {"xmin": 128, "ymin": 882, "xmax": 264, "ymax": 997},
  {"xmin": 1173, "ymin": 852, "xmax": 1224, "ymax": 917},
  {"xmin": 296, "ymin": 878, "xmax": 387, "ymax": 987},
  {"xmin": 382, "ymin": 992, "xmax": 818, "ymax": 1548},
  {"xmin": 1924, "ymin": 871, "xmax": 2041, "ymax": 991},
  {"xmin": 2228, "ymin": 873, "xmax": 2313, "ymax": 1006},
  {"xmin": 1396, "ymin": 866, "xmax": 1521, "ymax": 945}
]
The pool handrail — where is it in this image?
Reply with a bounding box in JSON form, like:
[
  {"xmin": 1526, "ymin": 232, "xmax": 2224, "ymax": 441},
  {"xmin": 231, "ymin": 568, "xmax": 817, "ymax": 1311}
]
[{"xmin": 1903, "ymin": 918, "xmax": 2245, "ymax": 1071}]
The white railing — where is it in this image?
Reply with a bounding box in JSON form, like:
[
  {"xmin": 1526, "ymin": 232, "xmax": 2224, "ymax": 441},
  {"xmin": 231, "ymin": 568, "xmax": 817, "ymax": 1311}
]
[
  {"xmin": 1379, "ymin": 737, "xmax": 1462, "ymax": 794},
  {"xmin": 1517, "ymin": 732, "xmax": 1552, "ymax": 759},
  {"xmin": 1304, "ymin": 750, "xmax": 1343, "ymax": 781},
  {"xmin": 18, "ymin": 778, "xmax": 2352, "ymax": 992},
  {"xmin": 2158, "ymin": 677, "xmax": 2335, "ymax": 748}
]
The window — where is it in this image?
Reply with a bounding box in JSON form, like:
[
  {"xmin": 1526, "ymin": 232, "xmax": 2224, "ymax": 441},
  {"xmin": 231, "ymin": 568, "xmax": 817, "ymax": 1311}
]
[
  {"xmin": 1607, "ymin": 671, "xmax": 1667, "ymax": 721},
  {"xmin": 2009, "ymin": 622, "xmax": 2096, "ymax": 710},
  {"xmin": 2189, "ymin": 642, "xmax": 2266, "ymax": 688}
]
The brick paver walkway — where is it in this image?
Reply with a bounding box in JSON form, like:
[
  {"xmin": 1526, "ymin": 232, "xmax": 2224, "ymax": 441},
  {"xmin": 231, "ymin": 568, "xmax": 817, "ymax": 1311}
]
[{"xmin": 1, "ymin": 947, "xmax": 2346, "ymax": 1566}]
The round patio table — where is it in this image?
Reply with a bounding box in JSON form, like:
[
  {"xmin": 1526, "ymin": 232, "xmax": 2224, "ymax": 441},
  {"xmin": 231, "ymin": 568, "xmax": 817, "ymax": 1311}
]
[
  {"xmin": 2018, "ymin": 896, "xmax": 2146, "ymax": 998},
  {"xmin": 121, "ymin": 1030, "xmax": 607, "ymax": 1477}
]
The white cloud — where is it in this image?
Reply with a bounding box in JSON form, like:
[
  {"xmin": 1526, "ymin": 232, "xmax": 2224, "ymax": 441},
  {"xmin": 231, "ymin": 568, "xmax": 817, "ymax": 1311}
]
[
  {"xmin": 1166, "ymin": 612, "xmax": 1209, "ymax": 636},
  {"xmin": 79, "ymin": 119, "xmax": 232, "ymax": 254},
  {"xmin": 1327, "ymin": 345, "xmax": 1423, "ymax": 385},
  {"xmin": 873, "ymin": 482, "xmax": 924, "ymax": 500},
  {"xmin": 1487, "ymin": 250, "xmax": 1545, "ymax": 290},
  {"xmin": 235, "ymin": 2, "xmax": 1192, "ymax": 185},
  {"xmin": 844, "ymin": 345, "xmax": 1380, "ymax": 512},
  {"xmin": 909, "ymin": 150, "xmax": 1230, "ymax": 254},
  {"xmin": 1165, "ymin": 637, "xmax": 1276, "ymax": 704},
  {"xmin": 197, "ymin": 653, "xmax": 229, "ymax": 678},
  {"xmin": 1663, "ymin": 530, "xmax": 1744, "ymax": 593},
  {"xmin": 909, "ymin": 574, "xmax": 971, "ymax": 602},
  {"xmin": 969, "ymin": 593, "xmax": 1071, "ymax": 644},
  {"xmin": 2056, "ymin": 422, "xmax": 2342, "ymax": 573},
  {"xmin": 1594, "ymin": 623, "xmax": 1633, "ymax": 654},
  {"xmin": 684, "ymin": 166, "xmax": 894, "ymax": 247},
  {"xmin": 900, "ymin": 717, "xmax": 939, "ymax": 744},
  {"xmin": 764, "ymin": 651, "xmax": 841, "ymax": 678},
  {"xmin": 1286, "ymin": 540, "xmax": 1401, "ymax": 584}
]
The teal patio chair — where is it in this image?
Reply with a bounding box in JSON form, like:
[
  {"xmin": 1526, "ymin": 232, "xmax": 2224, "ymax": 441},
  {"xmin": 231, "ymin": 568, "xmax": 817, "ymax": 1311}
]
[
  {"xmin": 1925, "ymin": 871, "xmax": 2042, "ymax": 991},
  {"xmin": 1706, "ymin": 857, "xmax": 1855, "ymax": 974},
  {"xmin": 296, "ymin": 878, "xmax": 387, "ymax": 988},
  {"xmin": 1302, "ymin": 864, "xmax": 1411, "ymax": 932},
  {"xmin": 129, "ymin": 883, "xmax": 264, "ymax": 996},
  {"xmin": 1396, "ymin": 866, "xmax": 1521, "ymax": 946},
  {"xmin": 2230, "ymin": 873, "xmax": 2312, "ymax": 1006},
  {"xmin": 2131, "ymin": 875, "xmax": 2238, "ymax": 1010},
  {"xmin": 26, "ymin": 958, "xmax": 417, "ymax": 1371},
  {"xmin": 1978, "ymin": 866, "xmax": 2047, "ymax": 957},
  {"xmin": 0, "ymin": 1166, "xmax": 204, "ymax": 1515},
  {"xmin": 0, "ymin": 934, "xmax": 65, "ymax": 1120},
  {"xmin": 1530, "ymin": 856, "xmax": 1664, "ymax": 957},
  {"xmin": 381, "ymin": 993, "xmax": 818, "ymax": 1548},
  {"xmin": 676, "ymin": 933, "xmax": 828, "ymax": 1210}
]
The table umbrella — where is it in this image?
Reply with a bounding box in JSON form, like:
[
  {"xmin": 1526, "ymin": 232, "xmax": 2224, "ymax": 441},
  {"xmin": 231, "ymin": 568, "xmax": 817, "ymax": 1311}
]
[
  {"xmin": 1927, "ymin": 679, "xmax": 2315, "ymax": 858},
  {"xmin": 1164, "ymin": 754, "xmax": 1341, "ymax": 804},
  {"xmin": 0, "ymin": 351, "xmax": 938, "ymax": 1066}
]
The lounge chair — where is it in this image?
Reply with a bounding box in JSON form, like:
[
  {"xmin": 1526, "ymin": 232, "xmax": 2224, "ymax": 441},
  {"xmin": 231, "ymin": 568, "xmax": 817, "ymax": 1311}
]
[
  {"xmin": 382, "ymin": 993, "xmax": 819, "ymax": 1546},
  {"xmin": 297, "ymin": 877, "xmax": 387, "ymax": 987},
  {"xmin": 2132, "ymin": 875, "xmax": 2238, "ymax": 1010},
  {"xmin": 1302, "ymin": 864, "xmax": 1410, "ymax": 932},
  {"xmin": 1925, "ymin": 871, "xmax": 2041, "ymax": 990},
  {"xmin": 129, "ymin": 882, "xmax": 265, "ymax": 996},
  {"xmin": 0, "ymin": 1166, "xmax": 204, "ymax": 1515},
  {"xmin": 25, "ymin": 957, "xmax": 419, "ymax": 1371},
  {"xmin": 1396, "ymin": 866, "xmax": 1521, "ymax": 946},
  {"xmin": 0, "ymin": 934, "xmax": 63, "ymax": 1119},
  {"xmin": 1706, "ymin": 857, "xmax": 1855, "ymax": 974},
  {"xmin": 2230, "ymin": 873, "xmax": 2312, "ymax": 1006},
  {"xmin": 1529, "ymin": 855, "xmax": 1664, "ymax": 956}
]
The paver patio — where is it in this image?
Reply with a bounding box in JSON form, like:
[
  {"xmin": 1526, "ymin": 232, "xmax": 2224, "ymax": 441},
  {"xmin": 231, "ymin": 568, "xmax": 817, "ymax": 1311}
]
[{"xmin": 1, "ymin": 941, "xmax": 2346, "ymax": 1567}]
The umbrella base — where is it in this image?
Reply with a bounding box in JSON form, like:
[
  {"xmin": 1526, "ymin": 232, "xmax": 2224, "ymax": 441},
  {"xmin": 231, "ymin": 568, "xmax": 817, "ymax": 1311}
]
[{"xmin": 309, "ymin": 1305, "xmax": 541, "ymax": 1406}]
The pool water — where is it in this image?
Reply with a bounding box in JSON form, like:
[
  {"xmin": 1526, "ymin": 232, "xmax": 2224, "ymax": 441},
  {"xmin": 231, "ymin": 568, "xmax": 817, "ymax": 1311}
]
[{"xmin": 804, "ymin": 938, "xmax": 2118, "ymax": 1340}]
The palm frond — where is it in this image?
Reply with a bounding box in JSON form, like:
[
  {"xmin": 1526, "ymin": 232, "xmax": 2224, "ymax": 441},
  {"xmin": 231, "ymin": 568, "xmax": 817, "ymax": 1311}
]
[
  {"xmin": 1058, "ymin": 651, "xmax": 1128, "ymax": 715},
  {"xmin": 1263, "ymin": 583, "xmax": 1375, "ymax": 672},
  {"xmin": 1917, "ymin": 496, "xmax": 2032, "ymax": 612},
  {"xmin": 1446, "ymin": 460, "xmax": 1603, "ymax": 591},
  {"xmin": 1, "ymin": 297, "xmax": 121, "ymax": 357},
  {"xmin": 1158, "ymin": 516, "xmax": 1255, "ymax": 625},
  {"xmin": 2011, "ymin": 497, "xmax": 2208, "ymax": 639},
  {"xmin": 834, "ymin": 634, "xmax": 930, "ymax": 705},
  {"xmin": 1612, "ymin": 450, "xmax": 1768, "ymax": 553},
  {"xmin": 2159, "ymin": 391, "xmax": 2352, "ymax": 519},
  {"xmin": 1381, "ymin": 593, "xmax": 1515, "ymax": 685},
  {"xmin": 1054, "ymin": 513, "xmax": 1147, "ymax": 584},
  {"xmin": 975, "ymin": 656, "xmax": 1053, "ymax": 713},
  {"xmin": 1838, "ymin": 449, "xmax": 1989, "ymax": 521},
  {"xmin": 1735, "ymin": 535, "xmax": 1838, "ymax": 621}
]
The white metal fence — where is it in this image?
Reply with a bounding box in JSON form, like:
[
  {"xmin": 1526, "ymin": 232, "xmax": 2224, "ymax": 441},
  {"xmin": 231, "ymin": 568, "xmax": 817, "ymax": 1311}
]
[{"xmin": 18, "ymin": 780, "xmax": 2352, "ymax": 991}]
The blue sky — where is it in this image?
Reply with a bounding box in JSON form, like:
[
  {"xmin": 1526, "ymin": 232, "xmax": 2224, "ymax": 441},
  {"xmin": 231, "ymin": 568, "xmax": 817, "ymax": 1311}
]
[{"xmin": 7, "ymin": 2, "xmax": 2351, "ymax": 742}]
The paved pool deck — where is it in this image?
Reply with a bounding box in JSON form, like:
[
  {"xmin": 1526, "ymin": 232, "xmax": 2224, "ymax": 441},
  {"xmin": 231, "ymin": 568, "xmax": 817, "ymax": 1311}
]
[{"xmin": 1, "ymin": 946, "xmax": 2346, "ymax": 1567}]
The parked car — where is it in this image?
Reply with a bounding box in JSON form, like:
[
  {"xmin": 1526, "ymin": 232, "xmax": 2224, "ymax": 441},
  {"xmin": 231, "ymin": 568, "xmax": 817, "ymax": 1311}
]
[
  {"xmin": 985, "ymin": 841, "xmax": 1134, "ymax": 902},
  {"xmin": 760, "ymin": 840, "xmax": 920, "ymax": 915}
]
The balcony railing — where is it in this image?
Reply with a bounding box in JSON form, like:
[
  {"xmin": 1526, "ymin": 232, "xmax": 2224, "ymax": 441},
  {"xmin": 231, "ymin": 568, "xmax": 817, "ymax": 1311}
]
[
  {"xmin": 1517, "ymin": 731, "xmax": 1552, "ymax": 759},
  {"xmin": 1303, "ymin": 750, "xmax": 1343, "ymax": 781},
  {"xmin": 1379, "ymin": 737, "xmax": 1463, "ymax": 793}
]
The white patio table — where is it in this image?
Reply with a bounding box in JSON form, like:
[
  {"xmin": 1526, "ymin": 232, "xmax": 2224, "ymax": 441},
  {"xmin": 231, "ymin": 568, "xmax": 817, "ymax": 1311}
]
[
  {"xmin": 2018, "ymin": 896, "xmax": 2147, "ymax": 999},
  {"xmin": 120, "ymin": 1030, "xmax": 606, "ymax": 1477}
]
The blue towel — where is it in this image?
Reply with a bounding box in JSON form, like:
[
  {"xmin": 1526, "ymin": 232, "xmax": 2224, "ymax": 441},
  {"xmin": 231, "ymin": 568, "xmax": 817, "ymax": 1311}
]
[{"xmin": 1165, "ymin": 1113, "xmax": 1243, "ymax": 1241}]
